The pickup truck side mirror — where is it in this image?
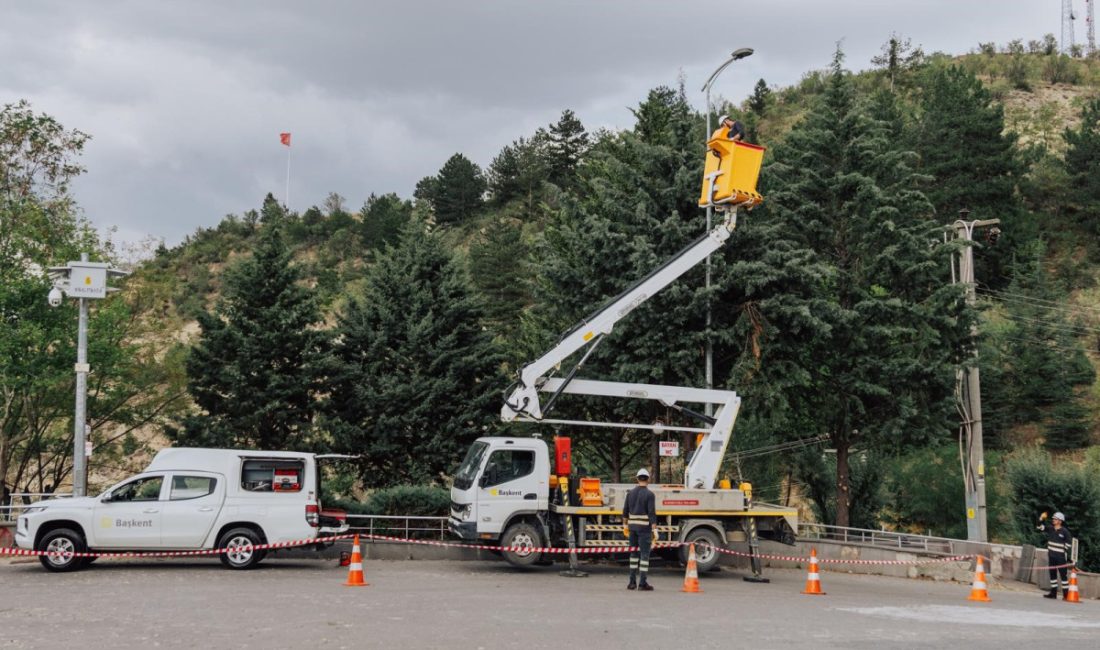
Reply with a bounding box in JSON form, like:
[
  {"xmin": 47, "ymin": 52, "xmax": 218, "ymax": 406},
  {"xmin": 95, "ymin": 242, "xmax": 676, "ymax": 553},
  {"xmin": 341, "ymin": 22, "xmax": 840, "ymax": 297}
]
[{"xmin": 478, "ymin": 474, "xmax": 489, "ymax": 489}]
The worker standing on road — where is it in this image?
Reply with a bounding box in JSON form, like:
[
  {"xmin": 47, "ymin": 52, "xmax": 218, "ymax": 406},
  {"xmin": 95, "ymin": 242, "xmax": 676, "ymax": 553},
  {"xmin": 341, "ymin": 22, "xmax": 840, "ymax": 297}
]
[
  {"xmin": 1038, "ymin": 511, "xmax": 1073, "ymax": 599},
  {"xmin": 623, "ymin": 468, "xmax": 658, "ymax": 591}
]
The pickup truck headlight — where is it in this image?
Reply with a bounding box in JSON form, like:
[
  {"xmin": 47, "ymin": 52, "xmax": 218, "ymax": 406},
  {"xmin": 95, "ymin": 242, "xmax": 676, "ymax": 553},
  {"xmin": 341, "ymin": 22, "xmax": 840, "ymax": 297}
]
[{"xmin": 20, "ymin": 506, "xmax": 46, "ymax": 515}]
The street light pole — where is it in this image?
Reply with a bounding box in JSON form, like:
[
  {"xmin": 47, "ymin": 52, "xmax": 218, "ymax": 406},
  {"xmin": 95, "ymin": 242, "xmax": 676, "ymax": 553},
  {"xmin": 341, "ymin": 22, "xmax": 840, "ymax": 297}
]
[
  {"xmin": 949, "ymin": 209, "xmax": 1000, "ymax": 543},
  {"xmin": 700, "ymin": 48, "xmax": 753, "ymax": 415}
]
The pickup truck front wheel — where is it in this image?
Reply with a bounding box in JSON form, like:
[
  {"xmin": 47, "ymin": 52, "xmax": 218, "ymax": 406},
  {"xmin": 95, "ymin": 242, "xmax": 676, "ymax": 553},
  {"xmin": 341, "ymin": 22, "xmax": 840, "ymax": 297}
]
[
  {"xmin": 39, "ymin": 528, "xmax": 87, "ymax": 573},
  {"xmin": 218, "ymin": 528, "xmax": 266, "ymax": 570}
]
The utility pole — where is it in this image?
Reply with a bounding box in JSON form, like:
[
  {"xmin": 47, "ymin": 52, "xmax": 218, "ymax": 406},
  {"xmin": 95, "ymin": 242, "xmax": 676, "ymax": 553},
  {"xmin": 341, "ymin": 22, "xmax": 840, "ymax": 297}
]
[{"xmin": 948, "ymin": 209, "xmax": 1000, "ymax": 543}]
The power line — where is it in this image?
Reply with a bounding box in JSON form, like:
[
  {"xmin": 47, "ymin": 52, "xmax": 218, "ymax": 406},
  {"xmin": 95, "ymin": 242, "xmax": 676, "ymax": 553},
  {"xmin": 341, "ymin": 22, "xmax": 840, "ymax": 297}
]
[
  {"xmin": 999, "ymin": 313, "xmax": 1100, "ymax": 337},
  {"xmin": 978, "ymin": 288, "xmax": 1100, "ymax": 319}
]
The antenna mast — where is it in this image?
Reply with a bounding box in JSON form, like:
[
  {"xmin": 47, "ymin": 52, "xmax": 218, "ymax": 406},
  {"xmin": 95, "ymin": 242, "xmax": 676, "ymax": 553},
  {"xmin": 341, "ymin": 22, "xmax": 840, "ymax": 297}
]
[
  {"xmin": 1064, "ymin": 0, "xmax": 1077, "ymax": 54},
  {"xmin": 1088, "ymin": 0, "xmax": 1096, "ymax": 55}
]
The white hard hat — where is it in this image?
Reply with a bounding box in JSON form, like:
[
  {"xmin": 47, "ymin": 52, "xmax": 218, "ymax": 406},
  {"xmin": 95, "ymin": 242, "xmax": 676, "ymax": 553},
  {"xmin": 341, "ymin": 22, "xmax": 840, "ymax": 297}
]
[
  {"xmin": 636, "ymin": 468, "xmax": 650, "ymax": 479},
  {"xmin": 1053, "ymin": 512, "xmax": 1066, "ymax": 522},
  {"xmin": 718, "ymin": 114, "xmax": 730, "ymax": 124}
]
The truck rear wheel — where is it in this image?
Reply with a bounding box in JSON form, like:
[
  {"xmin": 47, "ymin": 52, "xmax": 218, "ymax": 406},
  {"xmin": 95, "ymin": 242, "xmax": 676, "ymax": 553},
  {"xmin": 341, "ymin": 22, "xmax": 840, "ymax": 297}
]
[
  {"xmin": 218, "ymin": 528, "xmax": 266, "ymax": 570},
  {"xmin": 500, "ymin": 522, "xmax": 543, "ymax": 567},
  {"xmin": 680, "ymin": 527, "xmax": 722, "ymax": 573},
  {"xmin": 39, "ymin": 528, "xmax": 87, "ymax": 573}
]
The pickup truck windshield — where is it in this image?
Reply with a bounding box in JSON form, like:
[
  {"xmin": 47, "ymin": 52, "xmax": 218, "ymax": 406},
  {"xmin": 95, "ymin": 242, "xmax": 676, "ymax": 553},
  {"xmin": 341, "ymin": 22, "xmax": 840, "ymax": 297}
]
[{"xmin": 453, "ymin": 442, "xmax": 489, "ymax": 490}]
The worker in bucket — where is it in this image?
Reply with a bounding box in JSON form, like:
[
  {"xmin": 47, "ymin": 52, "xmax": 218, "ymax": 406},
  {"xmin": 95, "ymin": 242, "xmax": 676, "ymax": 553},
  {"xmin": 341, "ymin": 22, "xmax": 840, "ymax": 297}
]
[
  {"xmin": 1038, "ymin": 511, "xmax": 1073, "ymax": 599},
  {"xmin": 718, "ymin": 114, "xmax": 745, "ymax": 142},
  {"xmin": 622, "ymin": 468, "xmax": 658, "ymax": 591}
]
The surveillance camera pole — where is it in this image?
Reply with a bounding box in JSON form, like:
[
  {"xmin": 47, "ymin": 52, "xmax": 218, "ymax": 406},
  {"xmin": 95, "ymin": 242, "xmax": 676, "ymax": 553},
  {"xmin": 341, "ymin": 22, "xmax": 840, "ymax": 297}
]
[
  {"xmin": 73, "ymin": 261, "xmax": 90, "ymax": 498},
  {"xmin": 48, "ymin": 252, "xmax": 127, "ymax": 498},
  {"xmin": 949, "ymin": 210, "xmax": 1000, "ymax": 544}
]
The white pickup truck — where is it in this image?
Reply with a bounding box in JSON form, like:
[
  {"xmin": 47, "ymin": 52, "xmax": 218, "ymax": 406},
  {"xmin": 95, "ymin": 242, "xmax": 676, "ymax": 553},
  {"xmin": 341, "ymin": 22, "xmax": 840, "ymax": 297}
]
[{"xmin": 15, "ymin": 448, "xmax": 351, "ymax": 572}]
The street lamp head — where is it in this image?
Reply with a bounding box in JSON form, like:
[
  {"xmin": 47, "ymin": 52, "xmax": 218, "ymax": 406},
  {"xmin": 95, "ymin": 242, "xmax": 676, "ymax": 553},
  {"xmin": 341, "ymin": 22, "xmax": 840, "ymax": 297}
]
[
  {"xmin": 958, "ymin": 208, "xmax": 971, "ymax": 219},
  {"xmin": 48, "ymin": 287, "xmax": 63, "ymax": 308},
  {"xmin": 731, "ymin": 48, "xmax": 754, "ymax": 60}
]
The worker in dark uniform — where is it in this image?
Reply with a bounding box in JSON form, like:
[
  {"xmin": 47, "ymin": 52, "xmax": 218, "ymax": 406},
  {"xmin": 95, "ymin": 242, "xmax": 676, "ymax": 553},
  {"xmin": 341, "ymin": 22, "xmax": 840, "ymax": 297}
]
[
  {"xmin": 1038, "ymin": 511, "xmax": 1073, "ymax": 599},
  {"xmin": 622, "ymin": 468, "xmax": 658, "ymax": 591},
  {"xmin": 718, "ymin": 114, "xmax": 746, "ymax": 142}
]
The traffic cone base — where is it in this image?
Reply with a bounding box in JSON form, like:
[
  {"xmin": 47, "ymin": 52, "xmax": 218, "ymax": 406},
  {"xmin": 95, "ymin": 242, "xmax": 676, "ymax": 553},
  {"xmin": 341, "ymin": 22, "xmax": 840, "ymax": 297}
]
[
  {"xmin": 345, "ymin": 534, "xmax": 369, "ymax": 587},
  {"xmin": 967, "ymin": 556, "xmax": 990, "ymax": 602},
  {"xmin": 801, "ymin": 547, "xmax": 825, "ymax": 595},
  {"xmin": 1065, "ymin": 569, "xmax": 1081, "ymax": 604},
  {"xmin": 681, "ymin": 543, "xmax": 702, "ymax": 593}
]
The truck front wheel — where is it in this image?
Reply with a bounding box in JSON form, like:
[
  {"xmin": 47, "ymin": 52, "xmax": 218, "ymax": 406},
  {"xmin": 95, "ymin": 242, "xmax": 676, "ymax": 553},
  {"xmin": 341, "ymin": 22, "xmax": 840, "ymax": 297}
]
[
  {"xmin": 500, "ymin": 522, "xmax": 543, "ymax": 567},
  {"xmin": 218, "ymin": 528, "xmax": 266, "ymax": 570},
  {"xmin": 680, "ymin": 527, "xmax": 723, "ymax": 573},
  {"xmin": 39, "ymin": 528, "xmax": 87, "ymax": 573}
]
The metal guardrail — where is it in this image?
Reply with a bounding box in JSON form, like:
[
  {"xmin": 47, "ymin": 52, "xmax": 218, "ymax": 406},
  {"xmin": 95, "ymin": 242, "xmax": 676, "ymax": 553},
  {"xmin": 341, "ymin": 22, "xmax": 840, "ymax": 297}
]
[
  {"xmin": 799, "ymin": 523, "xmax": 956, "ymax": 553},
  {"xmin": 346, "ymin": 514, "xmax": 449, "ymax": 541},
  {"xmin": 2, "ymin": 493, "xmax": 72, "ymax": 522}
]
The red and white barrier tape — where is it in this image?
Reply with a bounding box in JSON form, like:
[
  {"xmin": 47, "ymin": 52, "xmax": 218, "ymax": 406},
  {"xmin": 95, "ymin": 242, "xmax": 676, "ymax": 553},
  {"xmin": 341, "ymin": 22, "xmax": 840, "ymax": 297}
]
[
  {"xmin": 0, "ymin": 533, "xmax": 357, "ymax": 559},
  {"xmin": 1030, "ymin": 561, "xmax": 1077, "ymax": 571},
  {"xmin": 358, "ymin": 533, "xmax": 679, "ymax": 555},
  {"xmin": 0, "ymin": 531, "xmax": 995, "ymax": 568},
  {"xmin": 694, "ymin": 543, "xmax": 975, "ymax": 566}
]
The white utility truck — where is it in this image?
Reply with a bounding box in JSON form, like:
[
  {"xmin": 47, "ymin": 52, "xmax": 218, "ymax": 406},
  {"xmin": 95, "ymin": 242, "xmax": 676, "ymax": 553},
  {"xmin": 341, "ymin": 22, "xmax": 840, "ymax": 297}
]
[
  {"xmin": 450, "ymin": 138, "xmax": 798, "ymax": 575},
  {"xmin": 16, "ymin": 448, "xmax": 351, "ymax": 572}
]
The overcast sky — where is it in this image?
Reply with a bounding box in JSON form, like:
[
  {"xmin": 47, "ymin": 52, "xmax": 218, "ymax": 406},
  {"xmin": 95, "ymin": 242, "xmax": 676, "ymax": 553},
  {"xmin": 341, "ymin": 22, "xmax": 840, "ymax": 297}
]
[{"xmin": 2, "ymin": 0, "xmax": 1064, "ymax": 246}]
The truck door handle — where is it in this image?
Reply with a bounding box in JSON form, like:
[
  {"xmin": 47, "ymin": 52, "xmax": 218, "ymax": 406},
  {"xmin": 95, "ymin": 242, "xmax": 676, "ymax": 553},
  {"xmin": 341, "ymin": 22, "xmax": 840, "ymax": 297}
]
[
  {"xmin": 198, "ymin": 506, "xmax": 215, "ymax": 512},
  {"xmin": 142, "ymin": 508, "xmax": 159, "ymax": 514},
  {"xmin": 524, "ymin": 493, "xmax": 537, "ymax": 500}
]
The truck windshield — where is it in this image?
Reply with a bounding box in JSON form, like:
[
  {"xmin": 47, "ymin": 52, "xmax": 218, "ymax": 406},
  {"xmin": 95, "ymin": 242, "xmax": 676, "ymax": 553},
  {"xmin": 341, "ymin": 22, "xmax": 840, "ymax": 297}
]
[{"xmin": 453, "ymin": 442, "xmax": 489, "ymax": 490}]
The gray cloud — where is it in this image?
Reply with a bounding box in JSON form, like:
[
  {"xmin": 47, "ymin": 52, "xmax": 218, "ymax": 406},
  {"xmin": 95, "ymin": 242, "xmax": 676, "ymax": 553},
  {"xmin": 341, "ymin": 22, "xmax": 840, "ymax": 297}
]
[{"xmin": 1, "ymin": 0, "xmax": 1058, "ymax": 245}]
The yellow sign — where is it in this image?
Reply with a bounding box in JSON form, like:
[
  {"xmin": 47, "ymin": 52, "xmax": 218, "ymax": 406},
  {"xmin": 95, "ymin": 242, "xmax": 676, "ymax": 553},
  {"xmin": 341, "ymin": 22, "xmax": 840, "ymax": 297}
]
[{"xmin": 967, "ymin": 508, "xmax": 975, "ymax": 519}]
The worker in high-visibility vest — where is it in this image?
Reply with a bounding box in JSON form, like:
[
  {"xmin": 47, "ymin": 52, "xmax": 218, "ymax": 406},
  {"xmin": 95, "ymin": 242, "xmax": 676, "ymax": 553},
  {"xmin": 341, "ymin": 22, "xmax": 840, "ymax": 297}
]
[
  {"xmin": 622, "ymin": 468, "xmax": 658, "ymax": 591},
  {"xmin": 1038, "ymin": 511, "xmax": 1073, "ymax": 599}
]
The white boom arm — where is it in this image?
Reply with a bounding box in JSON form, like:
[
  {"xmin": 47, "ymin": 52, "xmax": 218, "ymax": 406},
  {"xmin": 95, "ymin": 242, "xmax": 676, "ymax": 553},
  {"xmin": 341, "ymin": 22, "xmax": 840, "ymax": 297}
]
[{"xmin": 501, "ymin": 208, "xmax": 744, "ymax": 489}]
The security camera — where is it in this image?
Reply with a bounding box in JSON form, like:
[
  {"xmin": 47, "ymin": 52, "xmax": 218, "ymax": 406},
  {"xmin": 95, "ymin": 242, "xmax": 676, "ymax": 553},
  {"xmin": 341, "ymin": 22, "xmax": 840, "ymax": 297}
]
[{"xmin": 48, "ymin": 287, "xmax": 64, "ymax": 307}]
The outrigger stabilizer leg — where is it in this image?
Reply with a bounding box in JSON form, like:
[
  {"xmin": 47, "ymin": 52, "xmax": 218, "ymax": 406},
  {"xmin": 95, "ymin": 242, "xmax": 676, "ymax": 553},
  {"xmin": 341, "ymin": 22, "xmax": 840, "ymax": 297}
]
[{"xmin": 557, "ymin": 476, "xmax": 588, "ymax": 578}]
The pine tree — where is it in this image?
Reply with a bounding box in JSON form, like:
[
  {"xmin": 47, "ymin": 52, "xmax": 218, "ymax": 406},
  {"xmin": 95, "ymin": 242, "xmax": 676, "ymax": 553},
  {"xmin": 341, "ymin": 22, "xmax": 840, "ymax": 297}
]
[
  {"xmin": 1063, "ymin": 97, "xmax": 1100, "ymax": 240},
  {"xmin": 910, "ymin": 64, "xmax": 1029, "ymax": 285},
  {"xmin": 755, "ymin": 51, "xmax": 972, "ymax": 527},
  {"xmin": 748, "ymin": 79, "xmax": 771, "ymax": 116},
  {"xmin": 172, "ymin": 224, "xmax": 328, "ymax": 450},
  {"xmin": 487, "ymin": 132, "xmax": 550, "ymax": 208},
  {"xmin": 547, "ymin": 110, "xmax": 589, "ymax": 188},
  {"xmin": 469, "ymin": 217, "xmax": 530, "ymax": 332},
  {"xmin": 528, "ymin": 86, "xmax": 703, "ymax": 480},
  {"xmin": 423, "ymin": 153, "xmax": 487, "ymax": 225},
  {"xmin": 359, "ymin": 192, "xmax": 412, "ymax": 252},
  {"xmin": 326, "ymin": 219, "xmax": 501, "ymax": 487}
]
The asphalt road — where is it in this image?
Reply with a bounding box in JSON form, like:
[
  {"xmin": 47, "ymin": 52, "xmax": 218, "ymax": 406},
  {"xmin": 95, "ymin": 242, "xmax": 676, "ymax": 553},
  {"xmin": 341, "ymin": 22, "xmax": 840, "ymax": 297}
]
[{"xmin": 2, "ymin": 556, "xmax": 1098, "ymax": 649}]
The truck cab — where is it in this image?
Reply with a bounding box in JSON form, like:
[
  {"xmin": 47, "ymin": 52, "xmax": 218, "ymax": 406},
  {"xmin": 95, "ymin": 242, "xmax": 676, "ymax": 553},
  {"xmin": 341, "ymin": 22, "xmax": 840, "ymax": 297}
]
[{"xmin": 449, "ymin": 437, "xmax": 551, "ymax": 543}]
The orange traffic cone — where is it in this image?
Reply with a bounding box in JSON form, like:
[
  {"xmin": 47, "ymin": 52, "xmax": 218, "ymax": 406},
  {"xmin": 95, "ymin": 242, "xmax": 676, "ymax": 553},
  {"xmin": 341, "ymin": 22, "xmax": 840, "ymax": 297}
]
[
  {"xmin": 801, "ymin": 547, "xmax": 825, "ymax": 595},
  {"xmin": 681, "ymin": 543, "xmax": 703, "ymax": 593},
  {"xmin": 967, "ymin": 556, "xmax": 991, "ymax": 602},
  {"xmin": 1065, "ymin": 569, "xmax": 1081, "ymax": 603},
  {"xmin": 344, "ymin": 534, "xmax": 368, "ymax": 587}
]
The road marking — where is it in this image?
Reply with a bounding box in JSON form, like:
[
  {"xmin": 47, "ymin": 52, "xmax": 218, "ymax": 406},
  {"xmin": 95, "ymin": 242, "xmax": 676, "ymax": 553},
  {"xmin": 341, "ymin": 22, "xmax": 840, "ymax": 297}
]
[{"xmin": 838, "ymin": 605, "xmax": 1100, "ymax": 628}]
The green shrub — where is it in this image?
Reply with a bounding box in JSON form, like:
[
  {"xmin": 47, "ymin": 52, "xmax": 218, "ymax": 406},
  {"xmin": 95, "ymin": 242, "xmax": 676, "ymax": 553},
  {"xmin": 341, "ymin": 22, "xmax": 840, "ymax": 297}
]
[
  {"xmin": 1005, "ymin": 449, "xmax": 1100, "ymax": 571},
  {"xmin": 363, "ymin": 485, "xmax": 451, "ymax": 517}
]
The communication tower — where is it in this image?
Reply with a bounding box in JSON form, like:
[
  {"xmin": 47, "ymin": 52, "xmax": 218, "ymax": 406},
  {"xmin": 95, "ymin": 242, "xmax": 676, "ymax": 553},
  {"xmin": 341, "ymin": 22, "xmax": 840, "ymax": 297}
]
[{"xmin": 1064, "ymin": 0, "xmax": 1077, "ymax": 54}]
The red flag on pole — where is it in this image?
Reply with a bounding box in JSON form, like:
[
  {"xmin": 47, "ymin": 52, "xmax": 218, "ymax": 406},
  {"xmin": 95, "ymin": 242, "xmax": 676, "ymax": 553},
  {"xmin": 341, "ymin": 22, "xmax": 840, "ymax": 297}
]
[{"xmin": 280, "ymin": 132, "xmax": 291, "ymax": 146}]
